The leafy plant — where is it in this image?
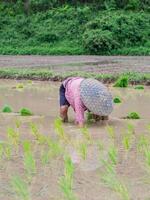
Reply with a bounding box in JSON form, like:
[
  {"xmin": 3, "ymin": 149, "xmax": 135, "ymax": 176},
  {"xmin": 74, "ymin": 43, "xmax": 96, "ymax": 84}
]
[
  {"xmin": 20, "ymin": 108, "xmax": 32, "ymax": 116},
  {"xmin": 126, "ymin": 112, "xmax": 140, "ymax": 119},
  {"xmin": 2, "ymin": 104, "xmax": 12, "ymax": 113},
  {"xmin": 114, "ymin": 76, "xmax": 128, "ymax": 87},
  {"xmin": 113, "ymin": 97, "xmax": 122, "ymax": 103},
  {"xmin": 11, "ymin": 175, "xmax": 31, "ymax": 200},
  {"xmin": 83, "ymin": 29, "xmax": 118, "ymax": 54}
]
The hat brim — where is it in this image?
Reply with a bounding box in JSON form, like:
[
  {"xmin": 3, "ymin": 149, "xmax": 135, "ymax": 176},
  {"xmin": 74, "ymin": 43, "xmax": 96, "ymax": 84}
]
[{"xmin": 80, "ymin": 79, "xmax": 113, "ymax": 116}]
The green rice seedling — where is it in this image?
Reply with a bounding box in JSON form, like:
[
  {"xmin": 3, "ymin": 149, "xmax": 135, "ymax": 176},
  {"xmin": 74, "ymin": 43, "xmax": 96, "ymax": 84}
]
[
  {"xmin": 137, "ymin": 135, "xmax": 150, "ymax": 153},
  {"xmin": 126, "ymin": 112, "xmax": 140, "ymax": 119},
  {"xmin": 20, "ymin": 108, "xmax": 32, "ymax": 116},
  {"xmin": 122, "ymin": 125, "xmax": 135, "ymax": 160},
  {"xmin": 7, "ymin": 127, "xmax": 20, "ymax": 152},
  {"xmin": 64, "ymin": 155, "xmax": 74, "ymax": 183},
  {"xmin": 114, "ymin": 76, "xmax": 128, "ymax": 88},
  {"xmin": 23, "ymin": 140, "xmax": 31, "ymax": 153},
  {"xmin": 30, "ymin": 122, "xmax": 47, "ymax": 144},
  {"xmin": 122, "ymin": 135, "xmax": 131, "ymax": 151},
  {"xmin": 2, "ymin": 104, "xmax": 12, "ymax": 113},
  {"xmin": 106, "ymin": 126, "xmax": 115, "ymax": 140},
  {"xmin": 41, "ymin": 149, "xmax": 51, "ymax": 165},
  {"xmin": 59, "ymin": 155, "xmax": 77, "ymax": 200},
  {"xmin": 54, "ymin": 118, "xmax": 69, "ymax": 142},
  {"xmin": 23, "ymin": 140, "xmax": 36, "ymax": 177},
  {"xmin": 47, "ymin": 139, "xmax": 63, "ymax": 158},
  {"xmin": 134, "ymin": 85, "xmax": 144, "ymax": 90},
  {"xmin": 59, "ymin": 176, "xmax": 77, "ymax": 200},
  {"xmin": 108, "ymin": 146, "xmax": 118, "ymax": 165},
  {"xmin": 11, "ymin": 175, "xmax": 31, "ymax": 200},
  {"xmin": 101, "ymin": 160, "xmax": 130, "ymax": 200},
  {"xmin": 4, "ymin": 143, "xmax": 12, "ymax": 160},
  {"xmin": 81, "ymin": 126, "xmax": 92, "ymax": 143},
  {"xmin": 23, "ymin": 152, "xmax": 36, "ymax": 176},
  {"xmin": 113, "ymin": 97, "xmax": 122, "ymax": 103},
  {"xmin": 78, "ymin": 142, "xmax": 88, "ymax": 160},
  {"xmin": 41, "ymin": 140, "xmax": 62, "ymax": 165}
]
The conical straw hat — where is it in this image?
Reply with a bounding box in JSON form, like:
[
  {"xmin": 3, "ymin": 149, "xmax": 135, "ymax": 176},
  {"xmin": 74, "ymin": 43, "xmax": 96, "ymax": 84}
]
[{"xmin": 80, "ymin": 79, "xmax": 113, "ymax": 116}]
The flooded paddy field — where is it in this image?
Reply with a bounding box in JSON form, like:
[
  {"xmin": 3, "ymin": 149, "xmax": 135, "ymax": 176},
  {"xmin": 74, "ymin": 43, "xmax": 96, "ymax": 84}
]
[{"xmin": 0, "ymin": 79, "xmax": 150, "ymax": 200}]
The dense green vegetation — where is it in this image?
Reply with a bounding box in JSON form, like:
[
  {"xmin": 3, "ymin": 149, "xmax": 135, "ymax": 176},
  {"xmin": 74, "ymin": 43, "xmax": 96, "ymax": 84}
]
[{"xmin": 0, "ymin": 0, "xmax": 150, "ymax": 55}]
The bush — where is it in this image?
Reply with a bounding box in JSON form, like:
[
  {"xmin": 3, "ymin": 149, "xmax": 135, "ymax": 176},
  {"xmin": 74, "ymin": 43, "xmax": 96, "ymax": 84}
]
[
  {"xmin": 83, "ymin": 29, "xmax": 118, "ymax": 54},
  {"xmin": 36, "ymin": 31, "xmax": 59, "ymax": 43}
]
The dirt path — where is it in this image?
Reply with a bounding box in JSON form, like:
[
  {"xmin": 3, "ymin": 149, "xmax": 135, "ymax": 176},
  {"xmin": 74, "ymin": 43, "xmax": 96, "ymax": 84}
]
[{"xmin": 0, "ymin": 55, "xmax": 150, "ymax": 74}]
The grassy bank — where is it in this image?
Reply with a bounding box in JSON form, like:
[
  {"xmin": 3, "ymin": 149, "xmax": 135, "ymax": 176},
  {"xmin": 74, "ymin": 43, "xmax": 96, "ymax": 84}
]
[{"xmin": 1, "ymin": 68, "xmax": 150, "ymax": 85}]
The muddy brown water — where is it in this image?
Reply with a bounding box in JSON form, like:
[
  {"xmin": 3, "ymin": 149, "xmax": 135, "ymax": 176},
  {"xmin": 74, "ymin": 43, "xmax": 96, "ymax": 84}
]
[{"xmin": 0, "ymin": 79, "xmax": 150, "ymax": 200}]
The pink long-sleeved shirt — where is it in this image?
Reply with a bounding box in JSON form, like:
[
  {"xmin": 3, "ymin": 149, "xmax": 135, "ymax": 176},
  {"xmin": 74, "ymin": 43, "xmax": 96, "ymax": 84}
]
[{"xmin": 63, "ymin": 77, "xmax": 86, "ymax": 124}]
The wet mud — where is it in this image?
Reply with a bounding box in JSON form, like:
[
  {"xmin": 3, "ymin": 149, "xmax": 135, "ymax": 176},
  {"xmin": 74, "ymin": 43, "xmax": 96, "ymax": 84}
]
[{"xmin": 0, "ymin": 79, "xmax": 150, "ymax": 200}]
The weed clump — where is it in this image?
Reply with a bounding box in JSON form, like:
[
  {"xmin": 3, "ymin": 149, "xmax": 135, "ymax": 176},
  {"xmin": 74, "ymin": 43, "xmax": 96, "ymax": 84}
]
[
  {"xmin": 134, "ymin": 85, "xmax": 144, "ymax": 90},
  {"xmin": 126, "ymin": 112, "xmax": 140, "ymax": 119},
  {"xmin": 20, "ymin": 108, "xmax": 32, "ymax": 116},
  {"xmin": 114, "ymin": 76, "xmax": 128, "ymax": 87},
  {"xmin": 113, "ymin": 97, "xmax": 122, "ymax": 103},
  {"xmin": 2, "ymin": 105, "xmax": 12, "ymax": 113}
]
